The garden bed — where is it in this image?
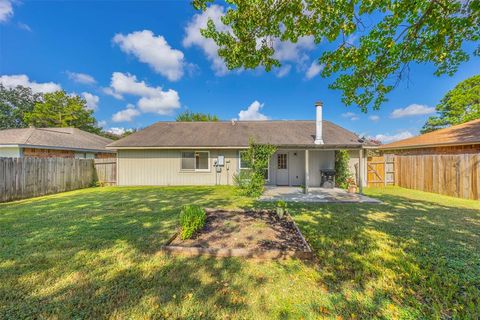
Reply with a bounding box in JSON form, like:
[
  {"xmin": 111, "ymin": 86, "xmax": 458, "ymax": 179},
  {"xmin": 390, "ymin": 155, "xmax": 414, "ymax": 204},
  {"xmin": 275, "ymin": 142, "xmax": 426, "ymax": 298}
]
[{"xmin": 162, "ymin": 209, "xmax": 313, "ymax": 260}]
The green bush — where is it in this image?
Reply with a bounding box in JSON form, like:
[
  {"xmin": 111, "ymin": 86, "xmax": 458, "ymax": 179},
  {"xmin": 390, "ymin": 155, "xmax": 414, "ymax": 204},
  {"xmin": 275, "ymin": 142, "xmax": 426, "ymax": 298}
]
[
  {"xmin": 335, "ymin": 150, "xmax": 351, "ymax": 189},
  {"xmin": 179, "ymin": 205, "xmax": 206, "ymax": 240},
  {"xmin": 234, "ymin": 140, "xmax": 276, "ymax": 198}
]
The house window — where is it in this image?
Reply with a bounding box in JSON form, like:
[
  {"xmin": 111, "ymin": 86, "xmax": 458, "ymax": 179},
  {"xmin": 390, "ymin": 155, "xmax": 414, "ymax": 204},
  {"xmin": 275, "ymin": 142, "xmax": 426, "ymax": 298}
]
[
  {"xmin": 181, "ymin": 151, "xmax": 209, "ymax": 171},
  {"xmin": 238, "ymin": 150, "xmax": 270, "ymax": 181},
  {"xmin": 278, "ymin": 153, "xmax": 287, "ymax": 169},
  {"xmin": 239, "ymin": 151, "xmax": 250, "ymax": 169}
]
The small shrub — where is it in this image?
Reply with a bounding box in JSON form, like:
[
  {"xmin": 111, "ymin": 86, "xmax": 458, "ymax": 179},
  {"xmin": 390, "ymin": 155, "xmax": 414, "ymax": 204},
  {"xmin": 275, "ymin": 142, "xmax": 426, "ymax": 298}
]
[
  {"xmin": 276, "ymin": 200, "xmax": 288, "ymax": 219},
  {"xmin": 179, "ymin": 205, "xmax": 206, "ymax": 240}
]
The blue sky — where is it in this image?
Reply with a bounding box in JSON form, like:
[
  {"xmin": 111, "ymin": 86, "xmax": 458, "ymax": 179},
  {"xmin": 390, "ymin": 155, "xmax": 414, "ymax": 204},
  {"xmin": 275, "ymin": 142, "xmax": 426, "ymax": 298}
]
[{"xmin": 1, "ymin": 1, "xmax": 479, "ymax": 142}]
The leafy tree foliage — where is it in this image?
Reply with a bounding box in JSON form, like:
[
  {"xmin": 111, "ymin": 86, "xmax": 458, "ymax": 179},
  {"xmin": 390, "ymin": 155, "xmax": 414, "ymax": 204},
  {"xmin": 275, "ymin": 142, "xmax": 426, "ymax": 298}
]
[
  {"xmin": 0, "ymin": 85, "xmax": 42, "ymax": 129},
  {"xmin": 234, "ymin": 140, "xmax": 276, "ymax": 197},
  {"xmin": 193, "ymin": 0, "xmax": 479, "ymax": 111},
  {"xmin": 421, "ymin": 75, "xmax": 480, "ymax": 133},
  {"xmin": 335, "ymin": 150, "xmax": 352, "ymax": 189},
  {"xmin": 24, "ymin": 91, "xmax": 100, "ymax": 134},
  {"xmin": 176, "ymin": 110, "xmax": 219, "ymax": 121}
]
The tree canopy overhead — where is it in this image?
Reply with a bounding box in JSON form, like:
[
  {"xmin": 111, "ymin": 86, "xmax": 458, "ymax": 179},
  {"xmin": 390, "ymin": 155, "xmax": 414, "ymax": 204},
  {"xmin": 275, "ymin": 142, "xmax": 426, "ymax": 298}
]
[
  {"xmin": 421, "ymin": 74, "xmax": 480, "ymax": 133},
  {"xmin": 193, "ymin": 0, "xmax": 480, "ymax": 112}
]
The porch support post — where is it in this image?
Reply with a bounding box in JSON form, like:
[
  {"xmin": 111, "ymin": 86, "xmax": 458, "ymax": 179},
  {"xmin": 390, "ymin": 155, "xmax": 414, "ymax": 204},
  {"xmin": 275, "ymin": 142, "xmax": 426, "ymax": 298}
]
[
  {"xmin": 359, "ymin": 148, "xmax": 364, "ymax": 194},
  {"xmin": 305, "ymin": 149, "xmax": 309, "ymax": 194}
]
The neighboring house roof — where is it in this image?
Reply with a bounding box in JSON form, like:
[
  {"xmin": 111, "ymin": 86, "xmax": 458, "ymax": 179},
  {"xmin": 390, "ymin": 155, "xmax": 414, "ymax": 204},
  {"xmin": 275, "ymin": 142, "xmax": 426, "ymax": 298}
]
[
  {"xmin": 0, "ymin": 127, "xmax": 114, "ymax": 153},
  {"xmin": 107, "ymin": 120, "xmax": 365, "ymax": 149},
  {"xmin": 380, "ymin": 119, "xmax": 480, "ymax": 150}
]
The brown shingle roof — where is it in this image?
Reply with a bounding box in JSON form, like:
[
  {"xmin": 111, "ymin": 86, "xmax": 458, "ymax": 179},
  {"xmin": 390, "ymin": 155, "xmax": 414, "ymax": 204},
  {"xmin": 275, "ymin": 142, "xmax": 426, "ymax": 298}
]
[
  {"xmin": 380, "ymin": 119, "xmax": 480, "ymax": 150},
  {"xmin": 107, "ymin": 120, "xmax": 364, "ymax": 149},
  {"xmin": 0, "ymin": 127, "xmax": 114, "ymax": 152}
]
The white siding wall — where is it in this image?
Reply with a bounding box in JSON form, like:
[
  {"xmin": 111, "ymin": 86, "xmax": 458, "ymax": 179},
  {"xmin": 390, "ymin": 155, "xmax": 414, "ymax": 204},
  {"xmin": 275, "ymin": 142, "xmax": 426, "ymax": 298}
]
[
  {"xmin": 308, "ymin": 150, "xmax": 335, "ymax": 187},
  {"xmin": 117, "ymin": 149, "xmax": 240, "ymax": 186},
  {"xmin": 117, "ymin": 148, "xmax": 361, "ymax": 187},
  {"xmin": 0, "ymin": 146, "xmax": 22, "ymax": 158}
]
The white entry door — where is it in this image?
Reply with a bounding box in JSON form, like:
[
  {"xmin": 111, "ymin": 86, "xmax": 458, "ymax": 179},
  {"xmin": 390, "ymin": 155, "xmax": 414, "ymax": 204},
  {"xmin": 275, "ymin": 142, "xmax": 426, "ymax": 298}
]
[{"xmin": 276, "ymin": 153, "xmax": 289, "ymax": 185}]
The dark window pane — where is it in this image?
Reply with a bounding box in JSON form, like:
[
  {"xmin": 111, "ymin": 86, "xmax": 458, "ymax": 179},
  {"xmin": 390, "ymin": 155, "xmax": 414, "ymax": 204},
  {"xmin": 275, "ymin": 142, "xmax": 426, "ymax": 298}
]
[{"xmin": 196, "ymin": 152, "xmax": 209, "ymax": 170}]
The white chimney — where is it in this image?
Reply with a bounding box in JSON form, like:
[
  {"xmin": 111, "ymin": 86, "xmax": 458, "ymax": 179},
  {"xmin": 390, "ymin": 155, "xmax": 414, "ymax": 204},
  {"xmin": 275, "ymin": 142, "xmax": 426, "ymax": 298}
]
[{"xmin": 314, "ymin": 101, "xmax": 324, "ymax": 144}]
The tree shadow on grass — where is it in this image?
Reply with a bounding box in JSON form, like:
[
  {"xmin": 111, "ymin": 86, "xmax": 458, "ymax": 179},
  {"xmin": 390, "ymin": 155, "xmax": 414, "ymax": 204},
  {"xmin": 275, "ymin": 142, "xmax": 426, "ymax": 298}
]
[
  {"xmin": 0, "ymin": 186, "xmax": 325, "ymax": 319},
  {"xmin": 275, "ymin": 191, "xmax": 480, "ymax": 318}
]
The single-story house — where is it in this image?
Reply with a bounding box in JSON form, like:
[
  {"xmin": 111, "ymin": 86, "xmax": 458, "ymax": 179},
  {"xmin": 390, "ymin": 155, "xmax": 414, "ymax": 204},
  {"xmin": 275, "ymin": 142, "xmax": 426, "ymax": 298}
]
[
  {"xmin": 0, "ymin": 127, "xmax": 115, "ymax": 159},
  {"xmin": 107, "ymin": 102, "xmax": 369, "ymax": 191},
  {"xmin": 379, "ymin": 118, "xmax": 480, "ymax": 154}
]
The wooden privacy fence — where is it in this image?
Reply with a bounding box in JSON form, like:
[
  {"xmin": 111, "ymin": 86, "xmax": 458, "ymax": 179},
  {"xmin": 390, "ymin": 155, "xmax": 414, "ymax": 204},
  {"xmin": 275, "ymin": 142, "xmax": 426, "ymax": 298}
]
[
  {"xmin": 395, "ymin": 154, "xmax": 480, "ymax": 200},
  {"xmin": 0, "ymin": 157, "xmax": 96, "ymax": 202},
  {"xmin": 94, "ymin": 158, "xmax": 117, "ymax": 186}
]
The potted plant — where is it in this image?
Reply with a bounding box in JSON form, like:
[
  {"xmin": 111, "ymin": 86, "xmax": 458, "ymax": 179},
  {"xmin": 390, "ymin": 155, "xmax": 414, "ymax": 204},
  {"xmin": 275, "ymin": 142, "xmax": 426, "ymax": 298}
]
[
  {"xmin": 276, "ymin": 200, "xmax": 288, "ymax": 218},
  {"xmin": 347, "ymin": 177, "xmax": 357, "ymax": 193}
]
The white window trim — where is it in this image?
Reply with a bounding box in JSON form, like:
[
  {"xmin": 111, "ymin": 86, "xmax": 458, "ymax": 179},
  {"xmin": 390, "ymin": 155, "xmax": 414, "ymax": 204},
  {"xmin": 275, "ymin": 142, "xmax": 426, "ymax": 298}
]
[
  {"xmin": 238, "ymin": 150, "xmax": 270, "ymax": 181},
  {"xmin": 181, "ymin": 151, "xmax": 210, "ymax": 172}
]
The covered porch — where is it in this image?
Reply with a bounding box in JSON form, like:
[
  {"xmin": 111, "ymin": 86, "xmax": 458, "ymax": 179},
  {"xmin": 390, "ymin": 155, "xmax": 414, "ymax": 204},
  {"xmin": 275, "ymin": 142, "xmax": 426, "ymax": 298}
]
[
  {"xmin": 259, "ymin": 186, "xmax": 380, "ymax": 203},
  {"xmin": 266, "ymin": 148, "xmax": 367, "ymax": 193}
]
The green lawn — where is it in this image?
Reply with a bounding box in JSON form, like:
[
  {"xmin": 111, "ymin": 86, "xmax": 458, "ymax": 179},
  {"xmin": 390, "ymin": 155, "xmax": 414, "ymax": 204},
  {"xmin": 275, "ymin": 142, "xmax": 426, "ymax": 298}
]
[{"xmin": 0, "ymin": 186, "xmax": 479, "ymax": 319}]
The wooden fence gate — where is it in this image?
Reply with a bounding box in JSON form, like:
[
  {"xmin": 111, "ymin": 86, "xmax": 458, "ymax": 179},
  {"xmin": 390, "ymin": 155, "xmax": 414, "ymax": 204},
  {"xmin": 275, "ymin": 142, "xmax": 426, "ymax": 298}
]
[
  {"xmin": 367, "ymin": 155, "xmax": 395, "ymax": 187},
  {"xmin": 93, "ymin": 158, "xmax": 117, "ymax": 186}
]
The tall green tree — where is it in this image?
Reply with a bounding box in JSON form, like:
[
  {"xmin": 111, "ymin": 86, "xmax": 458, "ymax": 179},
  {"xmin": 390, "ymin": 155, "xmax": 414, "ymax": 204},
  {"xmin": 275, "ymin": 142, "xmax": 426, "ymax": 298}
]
[
  {"xmin": 176, "ymin": 110, "xmax": 219, "ymax": 121},
  {"xmin": 193, "ymin": 0, "xmax": 479, "ymax": 111},
  {"xmin": 24, "ymin": 91, "xmax": 100, "ymax": 134},
  {"xmin": 421, "ymin": 75, "xmax": 480, "ymax": 133},
  {"xmin": 0, "ymin": 84, "xmax": 41, "ymax": 129}
]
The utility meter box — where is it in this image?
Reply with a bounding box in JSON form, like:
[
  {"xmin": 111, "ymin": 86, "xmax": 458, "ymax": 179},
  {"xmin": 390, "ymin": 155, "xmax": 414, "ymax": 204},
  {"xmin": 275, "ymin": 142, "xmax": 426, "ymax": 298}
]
[{"xmin": 217, "ymin": 155, "xmax": 225, "ymax": 166}]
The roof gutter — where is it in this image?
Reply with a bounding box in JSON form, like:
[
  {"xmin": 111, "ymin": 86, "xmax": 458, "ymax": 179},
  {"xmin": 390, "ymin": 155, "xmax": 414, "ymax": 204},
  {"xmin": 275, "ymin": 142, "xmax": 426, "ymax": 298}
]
[
  {"xmin": 106, "ymin": 144, "xmax": 365, "ymax": 150},
  {"xmin": 0, "ymin": 144, "xmax": 115, "ymax": 153}
]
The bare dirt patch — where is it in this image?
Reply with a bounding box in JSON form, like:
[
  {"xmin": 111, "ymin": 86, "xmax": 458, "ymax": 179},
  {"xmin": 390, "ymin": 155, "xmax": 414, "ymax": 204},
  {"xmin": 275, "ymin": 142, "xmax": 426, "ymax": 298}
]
[{"xmin": 166, "ymin": 210, "xmax": 312, "ymax": 259}]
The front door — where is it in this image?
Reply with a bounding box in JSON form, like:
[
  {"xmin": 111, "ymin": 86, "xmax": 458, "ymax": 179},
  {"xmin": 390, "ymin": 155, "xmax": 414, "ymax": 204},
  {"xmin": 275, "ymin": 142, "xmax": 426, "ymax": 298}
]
[{"xmin": 276, "ymin": 153, "xmax": 289, "ymax": 185}]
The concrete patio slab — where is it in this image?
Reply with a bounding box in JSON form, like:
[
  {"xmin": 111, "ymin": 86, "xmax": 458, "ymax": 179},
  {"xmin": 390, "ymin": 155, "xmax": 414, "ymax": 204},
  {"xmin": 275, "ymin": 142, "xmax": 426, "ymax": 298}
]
[{"xmin": 259, "ymin": 186, "xmax": 381, "ymax": 203}]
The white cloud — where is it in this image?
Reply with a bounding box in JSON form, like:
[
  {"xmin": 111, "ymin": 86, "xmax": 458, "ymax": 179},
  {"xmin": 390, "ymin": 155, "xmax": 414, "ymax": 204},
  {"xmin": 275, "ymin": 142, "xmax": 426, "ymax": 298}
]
[
  {"xmin": 111, "ymin": 73, "xmax": 181, "ymax": 113},
  {"xmin": 273, "ymin": 36, "xmax": 315, "ymax": 64},
  {"xmin": 97, "ymin": 120, "xmax": 107, "ymax": 128},
  {"xmin": 341, "ymin": 112, "xmax": 359, "ymax": 121},
  {"xmin": 0, "ymin": 74, "xmax": 61, "ymax": 93},
  {"xmin": 305, "ymin": 61, "xmax": 323, "ymax": 79},
  {"xmin": 238, "ymin": 100, "xmax": 269, "ymax": 121},
  {"xmin": 107, "ymin": 127, "xmax": 127, "ymax": 136},
  {"xmin": 106, "ymin": 72, "xmax": 180, "ymax": 115},
  {"xmin": 275, "ymin": 64, "xmax": 291, "ymax": 78},
  {"xmin": 112, "ymin": 104, "xmax": 140, "ymax": 122},
  {"xmin": 67, "ymin": 71, "xmax": 96, "ymax": 85},
  {"xmin": 0, "ymin": 0, "xmax": 13, "ymax": 23},
  {"xmin": 113, "ymin": 30, "xmax": 185, "ymax": 81},
  {"xmin": 137, "ymin": 93, "xmax": 180, "ymax": 115},
  {"xmin": 102, "ymin": 87, "xmax": 123, "ymax": 100},
  {"xmin": 81, "ymin": 92, "xmax": 99, "ymax": 110},
  {"xmin": 390, "ymin": 104, "xmax": 435, "ymax": 118},
  {"xmin": 183, "ymin": 4, "xmax": 230, "ymax": 75},
  {"xmin": 369, "ymin": 115, "xmax": 380, "ymax": 121},
  {"xmin": 372, "ymin": 131, "xmax": 414, "ymax": 143}
]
